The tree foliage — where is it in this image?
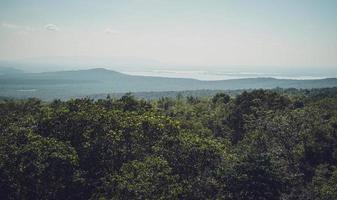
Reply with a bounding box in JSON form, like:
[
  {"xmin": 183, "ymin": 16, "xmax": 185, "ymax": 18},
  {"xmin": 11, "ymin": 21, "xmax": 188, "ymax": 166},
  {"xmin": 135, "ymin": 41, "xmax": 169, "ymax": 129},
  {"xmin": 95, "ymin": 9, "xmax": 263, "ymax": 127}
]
[{"xmin": 0, "ymin": 90, "xmax": 337, "ymax": 199}]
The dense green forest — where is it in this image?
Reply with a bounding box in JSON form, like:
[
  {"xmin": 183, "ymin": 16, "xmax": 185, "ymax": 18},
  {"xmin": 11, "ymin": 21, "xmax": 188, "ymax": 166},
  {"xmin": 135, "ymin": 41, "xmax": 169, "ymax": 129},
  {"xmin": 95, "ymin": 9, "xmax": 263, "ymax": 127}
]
[{"xmin": 1, "ymin": 88, "xmax": 337, "ymax": 199}]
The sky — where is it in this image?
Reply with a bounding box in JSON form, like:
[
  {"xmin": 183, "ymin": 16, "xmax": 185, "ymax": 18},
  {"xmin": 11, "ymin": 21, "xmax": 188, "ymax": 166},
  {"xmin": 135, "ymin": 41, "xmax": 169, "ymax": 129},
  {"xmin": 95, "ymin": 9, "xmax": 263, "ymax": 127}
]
[{"xmin": 0, "ymin": 0, "xmax": 337, "ymax": 73}]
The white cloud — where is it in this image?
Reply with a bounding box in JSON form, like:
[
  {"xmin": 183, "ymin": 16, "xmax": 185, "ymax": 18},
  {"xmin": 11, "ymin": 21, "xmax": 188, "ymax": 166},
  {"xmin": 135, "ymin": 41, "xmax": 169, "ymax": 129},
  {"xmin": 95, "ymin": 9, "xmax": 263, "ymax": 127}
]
[
  {"xmin": 105, "ymin": 28, "xmax": 119, "ymax": 35},
  {"xmin": 1, "ymin": 22, "xmax": 37, "ymax": 34},
  {"xmin": 45, "ymin": 24, "xmax": 59, "ymax": 31},
  {"xmin": 1, "ymin": 22, "xmax": 19, "ymax": 29}
]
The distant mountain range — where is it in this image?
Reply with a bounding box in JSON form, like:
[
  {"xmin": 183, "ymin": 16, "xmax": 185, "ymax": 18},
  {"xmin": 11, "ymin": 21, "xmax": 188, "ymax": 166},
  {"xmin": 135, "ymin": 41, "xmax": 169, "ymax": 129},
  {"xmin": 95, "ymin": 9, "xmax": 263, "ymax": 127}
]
[
  {"xmin": 0, "ymin": 56, "xmax": 163, "ymax": 73},
  {"xmin": 1, "ymin": 67, "xmax": 337, "ymax": 100}
]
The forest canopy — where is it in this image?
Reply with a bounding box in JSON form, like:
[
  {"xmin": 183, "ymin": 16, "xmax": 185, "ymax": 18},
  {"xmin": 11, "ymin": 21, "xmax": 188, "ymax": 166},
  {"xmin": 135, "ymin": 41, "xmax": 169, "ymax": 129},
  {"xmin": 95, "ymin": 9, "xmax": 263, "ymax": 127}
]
[{"xmin": 1, "ymin": 88, "xmax": 337, "ymax": 199}]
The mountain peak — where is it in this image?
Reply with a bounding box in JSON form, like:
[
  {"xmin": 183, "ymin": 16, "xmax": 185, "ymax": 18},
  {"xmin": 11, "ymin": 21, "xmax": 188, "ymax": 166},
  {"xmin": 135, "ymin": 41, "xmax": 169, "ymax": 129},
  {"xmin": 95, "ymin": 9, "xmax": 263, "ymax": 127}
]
[
  {"xmin": 89, "ymin": 68, "xmax": 110, "ymax": 72},
  {"xmin": 85, "ymin": 68, "xmax": 125, "ymax": 76}
]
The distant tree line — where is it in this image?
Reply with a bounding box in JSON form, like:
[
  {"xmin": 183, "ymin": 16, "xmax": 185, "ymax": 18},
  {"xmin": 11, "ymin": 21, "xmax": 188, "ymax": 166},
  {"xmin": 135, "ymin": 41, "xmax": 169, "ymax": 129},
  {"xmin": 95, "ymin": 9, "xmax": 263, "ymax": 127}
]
[{"xmin": 88, "ymin": 87, "xmax": 337, "ymax": 100}]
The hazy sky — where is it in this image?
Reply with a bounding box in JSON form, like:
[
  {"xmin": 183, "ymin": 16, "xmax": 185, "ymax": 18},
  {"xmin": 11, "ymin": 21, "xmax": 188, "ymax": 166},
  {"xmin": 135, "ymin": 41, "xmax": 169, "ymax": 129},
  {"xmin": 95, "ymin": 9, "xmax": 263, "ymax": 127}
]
[{"xmin": 0, "ymin": 0, "xmax": 336, "ymax": 71}]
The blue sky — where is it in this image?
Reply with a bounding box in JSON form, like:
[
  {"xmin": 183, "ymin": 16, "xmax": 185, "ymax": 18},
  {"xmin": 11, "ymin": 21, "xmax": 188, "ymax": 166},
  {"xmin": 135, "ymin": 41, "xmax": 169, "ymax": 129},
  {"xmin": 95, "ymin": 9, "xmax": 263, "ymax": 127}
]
[{"xmin": 0, "ymin": 0, "xmax": 336, "ymax": 71}]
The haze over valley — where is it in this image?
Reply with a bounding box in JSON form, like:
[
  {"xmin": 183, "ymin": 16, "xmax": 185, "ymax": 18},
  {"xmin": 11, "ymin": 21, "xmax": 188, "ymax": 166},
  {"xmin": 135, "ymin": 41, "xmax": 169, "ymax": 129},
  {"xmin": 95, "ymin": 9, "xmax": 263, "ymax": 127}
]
[{"xmin": 1, "ymin": 66, "xmax": 337, "ymax": 100}]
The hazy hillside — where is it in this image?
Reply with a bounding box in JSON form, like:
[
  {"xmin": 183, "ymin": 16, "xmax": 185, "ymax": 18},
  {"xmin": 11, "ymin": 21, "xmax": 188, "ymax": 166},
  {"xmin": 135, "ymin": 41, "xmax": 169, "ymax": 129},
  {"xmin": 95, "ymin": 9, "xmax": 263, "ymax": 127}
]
[
  {"xmin": 0, "ymin": 66, "xmax": 24, "ymax": 75},
  {"xmin": 1, "ymin": 67, "xmax": 337, "ymax": 100}
]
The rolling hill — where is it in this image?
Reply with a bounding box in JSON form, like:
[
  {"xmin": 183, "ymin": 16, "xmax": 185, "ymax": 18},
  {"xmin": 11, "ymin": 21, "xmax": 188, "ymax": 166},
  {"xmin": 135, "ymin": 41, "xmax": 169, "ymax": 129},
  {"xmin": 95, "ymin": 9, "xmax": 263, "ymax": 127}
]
[{"xmin": 1, "ymin": 67, "xmax": 337, "ymax": 100}]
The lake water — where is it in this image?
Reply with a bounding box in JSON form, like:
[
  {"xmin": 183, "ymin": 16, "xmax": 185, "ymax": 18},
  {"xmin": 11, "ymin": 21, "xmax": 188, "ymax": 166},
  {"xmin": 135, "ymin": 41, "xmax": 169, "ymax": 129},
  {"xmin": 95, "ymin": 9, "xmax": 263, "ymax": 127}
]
[
  {"xmin": 122, "ymin": 70, "xmax": 327, "ymax": 81},
  {"xmin": 17, "ymin": 89, "xmax": 37, "ymax": 92}
]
